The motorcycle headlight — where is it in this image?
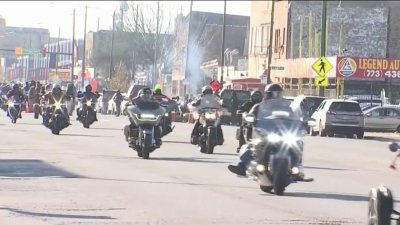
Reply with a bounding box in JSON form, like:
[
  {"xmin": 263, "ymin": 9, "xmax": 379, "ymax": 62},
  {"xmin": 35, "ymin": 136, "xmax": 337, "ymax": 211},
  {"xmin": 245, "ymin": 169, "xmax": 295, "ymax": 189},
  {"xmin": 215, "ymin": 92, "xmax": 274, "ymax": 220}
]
[
  {"xmin": 282, "ymin": 133, "xmax": 300, "ymax": 146},
  {"xmin": 164, "ymin": 113, "xmax": 169, "ymax": 117},
  {"xmin": 256, "ymin": 164, "xmax": 266, "ymax": 172},
  {"xmin": 54, "ymin": 102, "xmax": 61, "ymax": 109},
  {"xmin": 86, "ymin": 101, "xmax": 92, "ymax": 106},
  {"xmin": 205, "ymin": 112, "xmax": 216, "ymax": 120},
  {"xmin": 268, "ymin": 133, "xmax": 282, "ymax": 143},
  {"xmin": 141, "ymin": 114, "xmax": 156, "ymax": 119}
]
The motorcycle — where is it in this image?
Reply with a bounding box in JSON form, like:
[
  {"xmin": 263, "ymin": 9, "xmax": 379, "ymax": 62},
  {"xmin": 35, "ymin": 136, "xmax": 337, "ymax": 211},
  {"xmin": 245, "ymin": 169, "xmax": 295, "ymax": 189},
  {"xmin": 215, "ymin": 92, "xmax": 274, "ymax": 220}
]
[
  {"xmin": 368, "ymin": 142, "xmax": 400, "ymax": 225},
  {"xmin": 48, "ymin": 101, "xmax": 69, "ymax": 135},
  {"xmin": 241, "ymin": 99, "xmax": 316, "ymax": 195},
  {"xmin": 7, "ymin": 96, "xmax": 22, "ymax": 124},
  {"xmin": 190, "ymin": 95, "xmax": 224, "ymax": 154},
  {"xmin": 236, "ymin": 109, "xmax": 252, "ymax": 153},
  {"xmin": 125, "ymin": 101, "xmax": 166, "ymax": 159},
  {"xmin": 66, "ymin": 96, "xmax": 75, "ymax": 116},
  {"xmin": 157, "ymin": 98, "xmax": 177, "ymax": 137},
  {"xmin": 78, "ymin": 97, "xmax": 97, "ymax": 128}
]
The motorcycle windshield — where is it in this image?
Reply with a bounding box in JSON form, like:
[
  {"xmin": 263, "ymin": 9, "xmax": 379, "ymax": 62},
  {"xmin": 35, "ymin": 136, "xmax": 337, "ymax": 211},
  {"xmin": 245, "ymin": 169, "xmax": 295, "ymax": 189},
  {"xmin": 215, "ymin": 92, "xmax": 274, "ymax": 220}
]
[
  {"xmin": 193, "ymin": 95, "xmax": 222, "ymax": 111},
  {"xmin": 255, "ymin": 99, "xmax": 305, "ymax": 135},
  {"xmin": 129, "ymin": 101, "xmax": 165, "ymax": 116}
]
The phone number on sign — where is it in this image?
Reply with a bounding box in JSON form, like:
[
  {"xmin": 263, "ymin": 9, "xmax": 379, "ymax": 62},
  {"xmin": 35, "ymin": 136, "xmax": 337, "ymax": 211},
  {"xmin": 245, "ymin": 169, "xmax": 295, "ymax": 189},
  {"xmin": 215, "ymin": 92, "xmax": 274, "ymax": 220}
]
[{"xmin": 364, "ymin": 70, "xmax": 400, "ymax": 78}]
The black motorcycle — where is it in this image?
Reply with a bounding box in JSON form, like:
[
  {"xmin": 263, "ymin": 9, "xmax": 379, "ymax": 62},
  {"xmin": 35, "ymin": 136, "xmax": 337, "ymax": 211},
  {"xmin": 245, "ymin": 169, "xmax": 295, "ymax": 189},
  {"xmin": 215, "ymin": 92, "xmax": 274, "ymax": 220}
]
[
  {"xmin": 368, "ymin": 142, "xmax": 400, "ymax": 225},
  {"xmin": 158, "ymin": 98, "xmax": 177, "ymax": 137},
  {"xmin": 125, "ymin": 101, "xmax": 166, "ymax": 159},
  {"xmin": 242, "ymin": 99, "xmax": 315, "ymax": 195},
  {"xmin": 48, "ymin": 101, "xmax": 69, "ymax": 135},
  {"xmin": 7, "ymin": 96, "xmax": 22, "ymax": 124},
  {"xmin": 189, "ymin": 95, "xmax": 224, "ymax": 154},
  {"xmin": 78, "ymin": 98, "xmax": 97, "ymax": 128}
]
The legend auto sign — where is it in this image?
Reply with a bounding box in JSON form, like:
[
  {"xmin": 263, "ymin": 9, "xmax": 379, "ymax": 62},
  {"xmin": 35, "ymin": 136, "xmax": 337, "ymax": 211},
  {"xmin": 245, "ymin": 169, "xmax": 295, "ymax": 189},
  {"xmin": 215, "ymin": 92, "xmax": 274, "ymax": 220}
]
[{"xmin": 337, "ymin": 57, "xmax": 400, "ymax": 79}]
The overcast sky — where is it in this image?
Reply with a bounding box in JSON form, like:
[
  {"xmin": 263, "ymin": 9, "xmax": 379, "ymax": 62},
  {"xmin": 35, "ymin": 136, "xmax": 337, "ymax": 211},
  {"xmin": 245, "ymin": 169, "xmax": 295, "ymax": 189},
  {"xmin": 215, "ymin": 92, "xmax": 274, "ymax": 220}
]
[{"xmin": 0, "ymin": 1, "xmax": 250, "ymax": 39}]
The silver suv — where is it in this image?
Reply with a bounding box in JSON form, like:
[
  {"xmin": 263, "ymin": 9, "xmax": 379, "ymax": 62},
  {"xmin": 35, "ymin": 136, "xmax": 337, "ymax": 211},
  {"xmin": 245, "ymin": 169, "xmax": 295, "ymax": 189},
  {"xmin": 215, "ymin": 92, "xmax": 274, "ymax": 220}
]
[{"xmin": 310, "ymin": 99, "xmax": 365, "ymax": 139}]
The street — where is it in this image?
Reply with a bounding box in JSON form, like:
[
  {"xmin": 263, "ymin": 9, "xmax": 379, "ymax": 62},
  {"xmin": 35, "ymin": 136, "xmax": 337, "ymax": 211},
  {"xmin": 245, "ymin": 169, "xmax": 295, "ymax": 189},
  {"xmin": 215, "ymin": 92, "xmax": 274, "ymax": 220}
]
[{"xmin": 1, "ymin": 113, "xmax": 400, "ymax": 225}]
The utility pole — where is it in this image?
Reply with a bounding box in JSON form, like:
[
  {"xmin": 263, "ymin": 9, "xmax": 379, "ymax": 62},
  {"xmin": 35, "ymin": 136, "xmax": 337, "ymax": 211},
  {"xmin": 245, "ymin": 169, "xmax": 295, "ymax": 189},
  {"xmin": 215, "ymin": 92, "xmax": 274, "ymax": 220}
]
[
  {"xmin": 220, "ymin": 0, "xmax": 227, "ymax": 87},
  {"xmin": 183, "ymin": 0, "xmax": 193, "ymax": 96},
  {"xmin": 109, "ymin": 10, "xmax": 116, "ymax": 80},
  {"xmin": 319, "ymin": 0, "xmax": 327, "ymax": 97},
  {"xmin": 55, "ymin": 27, "xmax": 60, "ymax": 77},
  {"xmin": 153, "ymin": 0, "xmax": 160, "ymax": 87},
  {"xmin": 71, "ymin": 8, "xmax": 75, "ymax": 83},
  {"xmin": 266, "ymin": 0, "xmax": 275, "ymax": 84},
  {"xmin": 97, "ymin": 17, "xmax": 100, "ymax": 32},
  {"xmin": 82, "ymin": 5, "xmax": 88, "ymax": 90}
]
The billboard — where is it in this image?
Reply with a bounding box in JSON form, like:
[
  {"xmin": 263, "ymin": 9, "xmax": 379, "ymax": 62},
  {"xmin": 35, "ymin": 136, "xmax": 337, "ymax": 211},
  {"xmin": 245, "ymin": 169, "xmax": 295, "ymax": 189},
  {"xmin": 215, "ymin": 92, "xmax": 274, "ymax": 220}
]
[{"xmin": 337, "ymin": 57, "xmax": 400, "ymax": 79}]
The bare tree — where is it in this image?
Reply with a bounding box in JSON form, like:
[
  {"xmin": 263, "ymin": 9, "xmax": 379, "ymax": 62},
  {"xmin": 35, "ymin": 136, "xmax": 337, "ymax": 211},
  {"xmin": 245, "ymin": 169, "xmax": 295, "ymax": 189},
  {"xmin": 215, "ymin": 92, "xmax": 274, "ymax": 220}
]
[
  {"xmin": 108, "ymin": 62, "xmax": 131, "ymax": 92},
  {"xmin": 123, "ymin": 1, "xmax": 175, "ymax": 82}
]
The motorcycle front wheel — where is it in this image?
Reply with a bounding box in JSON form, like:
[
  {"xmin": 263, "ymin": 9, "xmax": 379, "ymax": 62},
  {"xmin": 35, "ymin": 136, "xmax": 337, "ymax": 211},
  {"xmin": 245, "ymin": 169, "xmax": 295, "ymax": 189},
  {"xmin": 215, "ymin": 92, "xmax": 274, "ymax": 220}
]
[
  {"xmin": 368, "ymin": 186, "xmax": 393, "ymax": 225},
  {"xmin": 141, "ymin": 133, "xmax": 152, "ymax": 159}
]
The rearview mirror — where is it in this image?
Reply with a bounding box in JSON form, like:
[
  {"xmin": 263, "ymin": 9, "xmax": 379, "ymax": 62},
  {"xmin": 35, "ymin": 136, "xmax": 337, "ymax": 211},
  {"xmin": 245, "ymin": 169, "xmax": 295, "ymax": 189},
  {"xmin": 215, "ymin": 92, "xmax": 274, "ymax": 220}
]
[
  {"xmin": 307, "ymin": 118, "xmax": 317, "ymax": 127},
  {"xmin": 244, "ymin": 114, "xmax": 255, "ymax": 123}
]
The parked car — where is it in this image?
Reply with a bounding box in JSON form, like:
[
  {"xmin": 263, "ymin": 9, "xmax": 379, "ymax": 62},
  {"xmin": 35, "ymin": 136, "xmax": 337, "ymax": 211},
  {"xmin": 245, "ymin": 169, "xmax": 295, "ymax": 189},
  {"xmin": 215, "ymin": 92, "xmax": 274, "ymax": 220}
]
[
  {"xmin": 310, "ymin": 99, "xmax": 365, "ymax": 139},
  {"xmin": 364, "ymin": 106, "xmax": 400, "ymax": 132},
  {"xmin": 220, "ymin": 89, "xmax": 251, "ymax": 125}
]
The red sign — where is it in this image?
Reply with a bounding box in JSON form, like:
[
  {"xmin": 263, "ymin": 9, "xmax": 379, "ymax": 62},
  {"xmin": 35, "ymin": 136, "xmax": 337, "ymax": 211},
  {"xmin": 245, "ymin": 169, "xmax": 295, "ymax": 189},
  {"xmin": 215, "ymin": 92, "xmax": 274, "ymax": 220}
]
[
  {"xmin": 337, "ymin": 57, "xmax": 400, "ymax": 79},
  {"xmin": 210, "ymin": 79, "xmax": 221, "ymax": 91}
]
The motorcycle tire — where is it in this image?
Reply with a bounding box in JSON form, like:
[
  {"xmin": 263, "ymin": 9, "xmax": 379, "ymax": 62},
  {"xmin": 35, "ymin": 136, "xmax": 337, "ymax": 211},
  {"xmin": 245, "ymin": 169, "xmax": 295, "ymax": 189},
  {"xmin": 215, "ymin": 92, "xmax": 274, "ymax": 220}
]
[
  {"xmin": 206, "ymin": 128, "xmax": 216, "ymax": 154},
  {"xmin": 83, "ymin": 119, "xmax": 90, "ymax": 128},
  {"xmin": 368, "ymin": 186, "xmax": 393, "ymax": 225},
  {"xmin": 272, "ymin": 158, "xmax": 289, "ymax": 196},
  {"xmin": 260, "ymin": 185, "xmax": 273, "ymax": 193},
  {"xmin": 142, "ymin": 133, "xmax": 152, "ymax": 159}
]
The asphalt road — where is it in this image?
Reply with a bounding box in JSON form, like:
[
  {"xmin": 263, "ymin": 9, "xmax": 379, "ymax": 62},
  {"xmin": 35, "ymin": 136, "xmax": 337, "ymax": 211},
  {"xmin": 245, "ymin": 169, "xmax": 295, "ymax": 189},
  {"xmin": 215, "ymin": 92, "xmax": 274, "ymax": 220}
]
[{"xmin": 0, "ymin": 112, "xmax": 400, "ymax": 225}]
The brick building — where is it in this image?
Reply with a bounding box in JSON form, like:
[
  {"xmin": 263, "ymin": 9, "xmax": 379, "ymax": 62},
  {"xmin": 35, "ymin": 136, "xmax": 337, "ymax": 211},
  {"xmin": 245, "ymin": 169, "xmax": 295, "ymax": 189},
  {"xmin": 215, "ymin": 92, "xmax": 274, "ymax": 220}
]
[{"xmin": 268, "ymin": 0, "xmax": 400, "ymax": 100}]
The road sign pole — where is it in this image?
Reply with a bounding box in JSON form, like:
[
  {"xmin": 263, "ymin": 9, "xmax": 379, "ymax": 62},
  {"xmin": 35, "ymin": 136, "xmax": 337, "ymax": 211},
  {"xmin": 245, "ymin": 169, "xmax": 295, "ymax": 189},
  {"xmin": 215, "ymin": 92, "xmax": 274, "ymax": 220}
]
[{"xmin": 319, "ymin": 0, "xmax": 327, "ymax": 97}]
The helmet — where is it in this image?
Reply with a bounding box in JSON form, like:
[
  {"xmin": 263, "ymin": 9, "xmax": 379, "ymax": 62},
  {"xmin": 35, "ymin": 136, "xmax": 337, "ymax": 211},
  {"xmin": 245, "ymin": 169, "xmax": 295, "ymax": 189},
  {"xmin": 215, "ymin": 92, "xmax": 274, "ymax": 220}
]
[
  {"xmin": 264, "ymin": 83, "xmax": 283, "ymax": 100},
  {"xmin": 117, "ymin": 89, "xmax": 121, "ymax": 93},
  {"xmin": 154, "ymin": 84, "xmax": 162, "ymax": 94},
  {"xmin": 201, "ymin": 86, "xmax": 213, "ymax": 96},
  {"xmin": 250, "ymin": 90, "xmax": 263, "ymax": 103},
  {"xmin": 85, "ymin": 84, "xmax": 92, "ymax": 93},
  {"xmin": 12, "ymin": 84, "xmax": 19, "ymax": 90},
  {"xmin": 52, "ymin": 84, "xmax": 62, "ymax": 94},
  {"xmin": 140, "ymin": 87, "xmax": 153, "ymax": 101}
]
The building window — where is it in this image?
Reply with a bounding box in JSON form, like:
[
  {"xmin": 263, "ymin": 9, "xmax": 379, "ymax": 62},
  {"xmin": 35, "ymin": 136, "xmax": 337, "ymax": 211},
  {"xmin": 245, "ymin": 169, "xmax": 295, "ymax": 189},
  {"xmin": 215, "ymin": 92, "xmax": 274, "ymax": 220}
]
[
  {"xmin": 250, "ymin": 27, "xmax": 254, "ymax": 54},
  {"xmin": 274, "ymin": 29, "xmax": 278, "ymax": 53},
  {"xmin": 283, "ymin": 28, "xmax": 286, "ymax": 46},
  {"xmin": 260, "ymin": 26, "xmax": 264, "ymax": 53}
]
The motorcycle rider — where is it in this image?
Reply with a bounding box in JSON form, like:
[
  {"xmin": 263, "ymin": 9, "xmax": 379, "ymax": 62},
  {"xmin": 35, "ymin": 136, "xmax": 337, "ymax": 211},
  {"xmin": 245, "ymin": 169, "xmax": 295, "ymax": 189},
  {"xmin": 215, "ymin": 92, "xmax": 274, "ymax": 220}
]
[
  {"xmin": 125, "ymin": 87, "xmax": 162, "ymax": 147},
  {"xmin": 76, "ymin": 84, "xmax": 99, "ymax": 121},
  {"xmin": 6, "ymin": 84, "xmax": 25, "ymax": 118},
  {"xmin": 190, "ymin": 85, "xmax": 224, "ymax": 145},
  {"xmin": 113, "ymin": 89, "xmax": 124, "ymax": 116},
  {"xmin": 236, "ymin": 90, "xmax": 264, "ymax": 151},
  {"xmin": 152, "ymin": 84, "xmax": 173, "ymax": 135},
  {"xmin": 43, "ymin": 84, "xmax": 71, "ymax": 126},
  {"xmin": 228, "ymin": 83, "xmax": 308, "ymax": 180}
]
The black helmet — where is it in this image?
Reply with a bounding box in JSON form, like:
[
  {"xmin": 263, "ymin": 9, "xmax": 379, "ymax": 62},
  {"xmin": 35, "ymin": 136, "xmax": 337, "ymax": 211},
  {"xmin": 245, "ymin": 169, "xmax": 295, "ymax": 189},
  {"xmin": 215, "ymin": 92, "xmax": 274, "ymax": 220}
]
[
  {"xmin": 85, "ymin": 84, "xmax": 92, "ymax": 93},
  {"xmin": 264, "ymin": 83, "xmax": 283, "ymax": 100},
  {"xmin": 250, "ymin": 90, "xmax": 263, "ymax": 103},
  {"xmin": 52, "ymin": 84, "xmax": 62, "ymax": 94},
  {"xmin": 140, "ymin": 87, "xmax": 153, "ymax": 101},
  {"xmin": 201, "ymin": 86, "xmax": 213, "ymax": 95},
  {"xmin": 12, "ymin": 84, "xmax": 19, "ymax": 90}
]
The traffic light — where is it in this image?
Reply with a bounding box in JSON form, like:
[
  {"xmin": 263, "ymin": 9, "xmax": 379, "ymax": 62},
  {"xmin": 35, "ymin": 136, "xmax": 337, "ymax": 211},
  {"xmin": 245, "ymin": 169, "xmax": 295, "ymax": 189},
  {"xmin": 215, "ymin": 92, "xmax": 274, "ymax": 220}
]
[
  {"xmin": 15, "ymin": 47, "xmax": 23, "ymax": 56},
  {"xmin": 40, "ymin": 47, "xmax": 47, "ymax": 57}
]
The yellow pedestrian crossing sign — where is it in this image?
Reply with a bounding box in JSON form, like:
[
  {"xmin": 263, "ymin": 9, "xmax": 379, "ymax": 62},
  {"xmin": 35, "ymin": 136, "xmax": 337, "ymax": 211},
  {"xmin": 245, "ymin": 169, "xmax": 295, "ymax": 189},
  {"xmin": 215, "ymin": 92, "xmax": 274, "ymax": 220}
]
[
  {"xmin": 315, "ymin": 76, "xmax": 328, "ymax": 87},
  {"xmin": 312, "ymin": 56, "xmax": 332, "ymax": 77}
]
